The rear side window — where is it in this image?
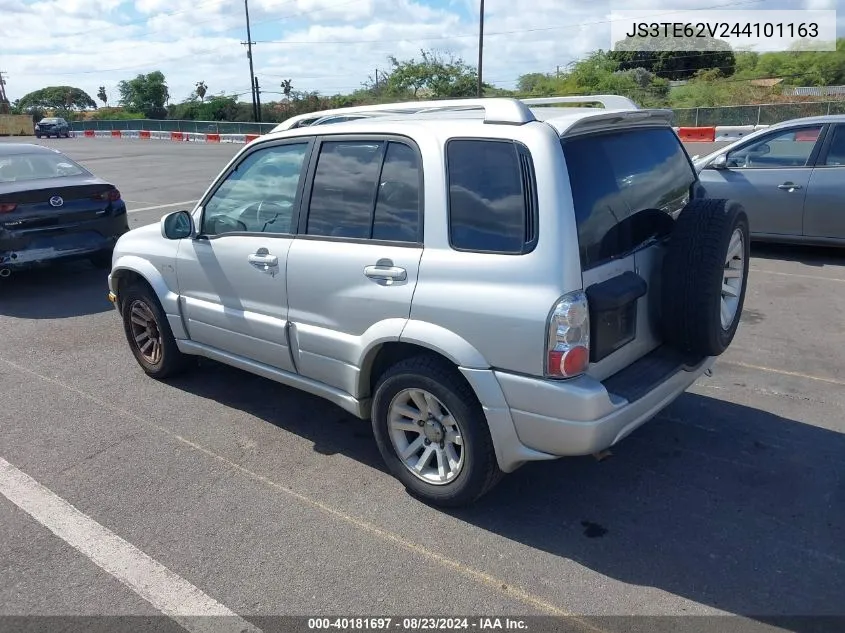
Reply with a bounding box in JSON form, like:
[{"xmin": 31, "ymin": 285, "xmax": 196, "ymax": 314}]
[
  {"xmin": 447, "ymin": 139, "xmax": 536, "ymax": 254},
  {"xmin": 305, "ymin": 139, "xmax": 421, "ymax": 243},
  {"xmin": 562, "ymin": 127, "xmax": 696, "ymax": 270}
]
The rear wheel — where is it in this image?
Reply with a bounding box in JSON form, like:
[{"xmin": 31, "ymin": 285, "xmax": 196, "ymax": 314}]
[
  {"xmin": 120, "ymin": 283, "xmax": 194, "ymax": 379},
  {"xmin": 371, "ymin": 355, "xmax": 503, "ymax": 507}
]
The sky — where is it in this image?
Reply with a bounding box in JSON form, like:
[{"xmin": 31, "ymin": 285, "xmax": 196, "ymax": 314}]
[{"xmin": 1, "ymin": 0, "xmax": 843, "ymax": 105}]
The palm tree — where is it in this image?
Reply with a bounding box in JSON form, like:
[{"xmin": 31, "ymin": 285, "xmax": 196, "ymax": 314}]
[
  {"xmin": 195, "ymin": 81, "xmax": 207, "ymax": 102},
  {"xmin": 97, "ymin": 86, "xmax": 108, "ymax": 107},
  {"xmin": 281, "ymin": 79, "xmax": 293, "ymax": 99}
]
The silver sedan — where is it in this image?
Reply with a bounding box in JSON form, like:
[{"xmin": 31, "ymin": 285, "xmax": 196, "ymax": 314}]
[{"xmin": 693, "ymin": 115, "xmax": 845, "ymax": 246}]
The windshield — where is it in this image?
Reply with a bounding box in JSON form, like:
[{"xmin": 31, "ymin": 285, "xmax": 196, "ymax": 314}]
[
  {"xmin": 0, "ymin": 152, "xmax": 90, "ymax": 183},
  {"xmin": 40, "ymin": 118, "xmax": 59, "ymax": 124},
  {"xmin": 561, "ymin": 127, "xmax": 696, "ymax": 269}
]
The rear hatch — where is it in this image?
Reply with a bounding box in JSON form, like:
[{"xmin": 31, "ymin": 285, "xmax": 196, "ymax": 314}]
[
  {"xmin": 0, "ymin": 177, "xmax": 119, "ymax": 244},
  {"xmin": 559, "ymin": 123, "xmax": 698, "ymax": 384}
]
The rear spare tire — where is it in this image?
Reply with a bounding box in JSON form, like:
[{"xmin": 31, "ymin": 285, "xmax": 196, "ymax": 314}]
[{"xmin": 661, "ymin": 198, "xmax": 750, "ymax": 357}]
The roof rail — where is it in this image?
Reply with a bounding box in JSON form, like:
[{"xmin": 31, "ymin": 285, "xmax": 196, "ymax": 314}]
[
  {"xmin": 273, "ymin": 98, "xmax": 537, "ymax": 131},
  {"xmin": 520, "ymin": 95, "xmax": 640, "ymax": 110}
]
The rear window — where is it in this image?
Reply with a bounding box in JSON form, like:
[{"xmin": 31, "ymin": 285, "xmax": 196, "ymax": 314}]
[
  {"xmin": 562, "ymin": 127, "xmax": 696, "ymax": 269},
  {"xmin": 0, "ymin": 153, "xmax": 88, "ymax": 183}
]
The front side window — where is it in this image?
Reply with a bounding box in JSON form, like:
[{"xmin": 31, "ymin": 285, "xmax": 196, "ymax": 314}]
[
  {"xmin": 726, "ymin": 125, "xmax": 824, "ymax": 168},
  {"xmin": 305, "ymin": 139, "xmax": 421, "ymax": 242},
  {"xmin": 201, "ymin": 142, "xmax": 309, "ymax": 236},
  {"xmin": 446, "ymin": 139, "xmax": 532, "ymax": 254}
]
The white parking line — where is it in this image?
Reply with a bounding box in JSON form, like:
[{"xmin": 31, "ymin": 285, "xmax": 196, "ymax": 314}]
[
  {"xmin": 129, "ymin": 200, "xmax": 197, "ymax": 214},
  {"xmin": 749, "ymin": 268, "xmax": 845, "ymax": 283},
  {"xmin": 0, "ymin": 456, "xmax": 261, "ymax": 633}
]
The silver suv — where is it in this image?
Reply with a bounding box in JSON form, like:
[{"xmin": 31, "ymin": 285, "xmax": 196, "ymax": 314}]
[{"xmin": 108, "ymin": 96, "xmax": 750, "ymax": 507}]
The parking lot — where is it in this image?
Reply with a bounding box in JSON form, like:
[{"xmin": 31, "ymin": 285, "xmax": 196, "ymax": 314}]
[{"xmin": 1, "ymin": 137, "xmax": 843, "ymax": 632}]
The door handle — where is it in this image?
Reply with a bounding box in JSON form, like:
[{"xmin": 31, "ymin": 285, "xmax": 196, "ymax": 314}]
[
  {"xmin": 778, "ymin": 183, "xmax": 803, "ymax": 190},
  {"xmin": 248, "ymin": 253, "xmax": 278, "ymax": 267},
  {"xmin": 364, "ymin": 265, "xmax": 407, "ymax": 282}
]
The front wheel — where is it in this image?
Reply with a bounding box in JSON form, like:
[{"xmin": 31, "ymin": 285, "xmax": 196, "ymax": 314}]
[
  {"xmin": 371, "ymin": 355, "xmax": 503, "ymax": 507},
  {"xmin": 120, "ymin": 283, "xmax": 194, "ymax": 379}
]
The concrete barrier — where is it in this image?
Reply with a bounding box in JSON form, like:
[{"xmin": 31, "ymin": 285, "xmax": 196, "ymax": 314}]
[
  {"xmin": 121, "ymin": 130, "xmax": 140, "ymax": 139},
  {"xmin": 221, "ymin": 134, "xmax": 247, "ymax": 143},
  {"xmin": 139, "ymin": 130, "xmax": 151, "ymax": 139},
  {"xmin": 714, "ymin": 125, "xmax": 755, "ymax": 141}
]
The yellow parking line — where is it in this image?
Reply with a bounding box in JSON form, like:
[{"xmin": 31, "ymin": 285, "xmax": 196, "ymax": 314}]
[
  {"xmin": 722, "ymin": 360, "xmax": 845, "ymax": 387},
  {"xmin": 0, "ymin": 357, "xmax": 605, "ymax": 632},
  {"xmin": 749, "ymin": 268, "xmax": 845, "ymax": 283}
]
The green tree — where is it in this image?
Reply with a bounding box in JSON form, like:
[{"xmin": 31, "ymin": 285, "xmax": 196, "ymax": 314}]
[
  {"xmin": 610, "ymin": 32, "xmax": 737, "ymax": 80},
  {"xmin": 16, "ymin": 86, "xmax": 97, "ymax": 112},
  {"xmin": 117, "ymin": 71, "xmax": 169, "ymax": 118},
  {"xmin": 195, "ymin": 81, "xmax": 207, "ymax": 102},
  {"xmin": 97, "ymin": 86, "xmax": 108, "ymax": 107},
  {"xmin": 280, "ymin": 79, "xmax": 293, "ymax": 99},
  {"xmin": 384, "ymin": 49, "xmax": 488, "ymax": 99}
]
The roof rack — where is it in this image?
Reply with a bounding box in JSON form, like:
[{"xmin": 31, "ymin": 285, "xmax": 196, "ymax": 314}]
[
  {"xmin": 271, "ymin": 94, "xmax": 639, "ymax": 131},
  {"xmin": 274, "ymin": 98, "xmax": 537, "ymax": 130},
  {"xmin": 520, "ymin": 95, "xmax": 640, "ymax": 110}
]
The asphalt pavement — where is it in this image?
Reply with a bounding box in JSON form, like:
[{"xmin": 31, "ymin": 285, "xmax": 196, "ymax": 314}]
[{"xmin": 0, "ymin": 137, "xmax": 842, "ymax": 633}]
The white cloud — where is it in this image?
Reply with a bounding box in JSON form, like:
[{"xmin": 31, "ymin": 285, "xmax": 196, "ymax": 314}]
[{"xmin": 1, "ymin": 0, "xmax": 843, "ymax": 106}]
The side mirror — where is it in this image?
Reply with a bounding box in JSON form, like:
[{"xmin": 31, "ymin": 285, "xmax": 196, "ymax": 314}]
[
  {"xmin": 161, "ymin": 210, "xmax": 194, "ymax": 240},
  {"xmin": 709, "ymin": 154, "xmax": 728, "ymax": 170}
]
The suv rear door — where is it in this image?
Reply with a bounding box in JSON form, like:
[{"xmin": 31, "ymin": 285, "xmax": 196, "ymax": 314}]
[
  {"xmin": 561, "ymin": 126, "xmax": 698, "ymax": 380},
  {"xmin": 286, "ymin": 135, "xmax": 424, "ymax": 396}
]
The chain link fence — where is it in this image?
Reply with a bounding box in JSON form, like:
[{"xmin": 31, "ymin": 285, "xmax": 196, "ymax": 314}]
[
  {"xmin": 69, "ymin": 101, "xmax": 845, "ymax": 134},
  {"xmin": 69, "ymin": 119, "xmax": 278, "ymax": 134},
  {"xmin": 671, "ymin": 101, "xmax": 845, "ymax": 127}
]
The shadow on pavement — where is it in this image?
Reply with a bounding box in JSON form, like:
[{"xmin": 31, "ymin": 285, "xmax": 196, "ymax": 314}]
[
  {"xmin": 450, "ymin": 393, "xmax": 844, "ymax": 625},
  {"xmin": 165, "ymin": 359, "xmax": 844, "ymax": 626},
  {"xmin": 0, "ymin": 261, "xmax": 112, "ymax": 319},
  {"xmin": 165, "ymin": 359, "xmax": 386, "ymax": 471},
  {"xmin": 751, "ymin": 242, "xmax": 845, "ymax": 268}
]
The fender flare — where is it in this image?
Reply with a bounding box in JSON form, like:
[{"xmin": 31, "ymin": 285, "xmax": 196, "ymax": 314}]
[{"xmin": 110, "ymin": 255, "xmax": 181, "ymax": 317}]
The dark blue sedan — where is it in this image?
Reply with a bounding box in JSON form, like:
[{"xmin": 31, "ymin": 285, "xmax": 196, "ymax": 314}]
[{"xmin": 0, "ymin": 143, "xmax": 129, "ymax": 276}]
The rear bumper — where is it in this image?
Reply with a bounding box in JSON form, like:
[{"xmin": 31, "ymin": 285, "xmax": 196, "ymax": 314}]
[
  {"xmin": 0, "ymin": 214, "xmax": 128, "ymax": 269},
  {"xmin": 460, "ymin": 348, "xmax": 714, "ymax": 473}
]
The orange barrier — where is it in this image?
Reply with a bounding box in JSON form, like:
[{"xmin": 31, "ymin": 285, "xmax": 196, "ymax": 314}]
[
  {"xmin": 170, "ymin": 132, "xmax": 184, "ymax": 142},
  {"xmin": 245, "ymin": 134, "xmax": 260, "ymax": 143},
  {"xmin": 139, "ymin": 130, "xmax": 151, "ymax": 139},
  {"xmin": 84, "ymin": 130, "xmax": 95, "ymax": 138},
  {"xmin": 206, "ymin": 133, "xmax": 220, "ymax": 143},
  {"xmin": 110, "ymin": 130, "xmax": 121, "ymax": 137},
  {"xmin": 795, "ymin": 129, "xmax": 820, "ymax": 142},
  {"xmin": 677, "ymin": 126, "xmax": 716, "ymax": 142}
]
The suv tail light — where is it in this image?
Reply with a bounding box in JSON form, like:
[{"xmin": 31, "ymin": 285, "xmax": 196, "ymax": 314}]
[
  {"xmin": 545, "ymin": 290, "xmax": 590, "ymax": 379},
  {"xmin": 92, "ymin": 189, "xmax": 121, "ymax": 202},
  {"xmin": 0, "ymin": 203, "xmax": 17, "ymax": 213}
]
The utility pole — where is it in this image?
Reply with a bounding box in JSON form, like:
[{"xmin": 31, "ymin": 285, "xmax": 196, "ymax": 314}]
[
  {"xmin": 254, "ymin": 76, "xmax": 262, "ymax": 123},
  {"xmin": 241, "ymin": 0, "xmax": 258, "ymax": 122},
  {"xmin": 0, "ymin": 72, "xmax": 9, "ymax": 114},
  {"xmin": 476, "ymin": 0, "xmax": 485, "ymax": 97}
]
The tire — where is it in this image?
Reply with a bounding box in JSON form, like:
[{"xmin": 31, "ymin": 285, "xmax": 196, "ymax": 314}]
[
  {"xmin": 89, "ymin": 250, "xmax": 112, "ymax": 269},
  {"xmin": 371, "ymin": 355, "xmax": 503, "ymax": 507},
  {"xmin": 120, "ymin": 282, "xmax": 194, "ymax": 379},
  {"xmin": 661, "ymin": 198, "xmax": 750, "ymax": 357}
]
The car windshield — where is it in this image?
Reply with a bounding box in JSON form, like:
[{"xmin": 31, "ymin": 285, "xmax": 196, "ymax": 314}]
[
  {"xmin": 40, "ymin": 119, "xmax": 59, "ymax": 124},
  {"xmin": 0, "ymin": 152, "xmax": 89, "ymax": 183}
]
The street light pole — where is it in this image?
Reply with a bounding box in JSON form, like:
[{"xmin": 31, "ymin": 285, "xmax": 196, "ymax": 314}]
[
  {"xmin": 243, "ymin": 0, "xmax": 258, "ymax": 122},
  {"xmin": 477, "ymin": 0, "xmax": 485, "ymax": 97}
]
